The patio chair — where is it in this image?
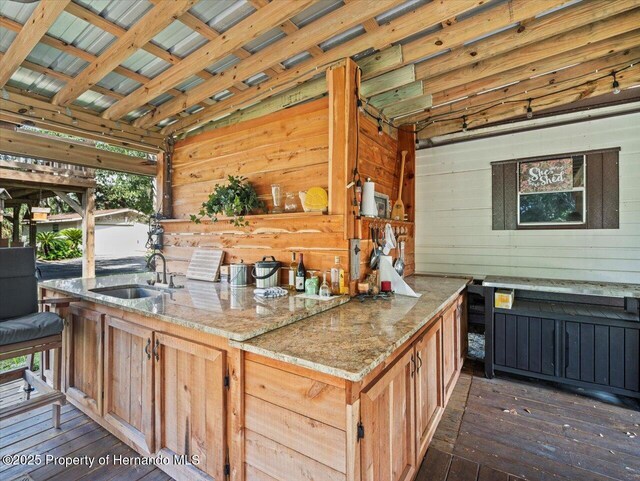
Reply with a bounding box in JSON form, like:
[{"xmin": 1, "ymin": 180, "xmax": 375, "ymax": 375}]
[{"xmin": 0, "ymin": 247, "xmax": 69, "ymax": 428}]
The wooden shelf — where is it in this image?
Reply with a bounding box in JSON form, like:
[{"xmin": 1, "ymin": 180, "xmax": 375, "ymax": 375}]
[{"xmin": 161, "ymin": 211, "xmax": 327, "ymax": 224}]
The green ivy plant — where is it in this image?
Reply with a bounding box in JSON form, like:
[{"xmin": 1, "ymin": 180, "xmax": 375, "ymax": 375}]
[{"xmin": 190, "ymin": 175, "xmax": 265, "ymax": 227}]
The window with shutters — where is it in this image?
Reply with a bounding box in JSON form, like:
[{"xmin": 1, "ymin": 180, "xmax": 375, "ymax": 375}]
[{"xmin": 492, "ymin": 148, "xmax": 619, "ymax": 230}]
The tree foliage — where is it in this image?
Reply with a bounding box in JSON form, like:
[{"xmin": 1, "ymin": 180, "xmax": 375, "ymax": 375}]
[{"xmin": 94, "ymin": 170, "xmax": 154, "ymax": 215}]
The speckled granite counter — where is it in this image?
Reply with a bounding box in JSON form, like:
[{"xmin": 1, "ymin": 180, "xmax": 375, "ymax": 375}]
[
  {"xmin": 483, "ymin": 275, "xmax": 640, "ymax": 298},
  {"xmin": 40, "ymin": 273, "xmax": 349, "ymax": 341},
  {"xmin": 232, "ymin": 275, "xmax": 470, "ymax": 381}
]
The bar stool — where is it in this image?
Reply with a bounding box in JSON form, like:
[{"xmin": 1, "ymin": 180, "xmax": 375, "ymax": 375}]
[{"xmin": 0, "ymin": 247, "xmax": 67, "ymax": 427}]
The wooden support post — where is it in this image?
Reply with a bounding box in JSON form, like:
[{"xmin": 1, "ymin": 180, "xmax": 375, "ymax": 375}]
[
  {"xmin": 327, "ymin": 58, "xmax": 358, "ymax": 240},
  {"xmin": 156, "ymin": 151, "xmax": 172, "ymax": 217},
  {"xmin": 28, "ymin": 209, "xmax": 36, "ymax": 248},
  {"xmin": 12, "ymin": 206, "xmax": 21, "ymax": 245},
  {"xmin": 81, "ymin": 188, "xmax": 95, "ymax": 278}
]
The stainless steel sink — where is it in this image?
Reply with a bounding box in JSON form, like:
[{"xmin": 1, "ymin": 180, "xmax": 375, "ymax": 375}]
[{"xmin": 90, "ymin": 285, "xmax": 164, "ymax": 300}]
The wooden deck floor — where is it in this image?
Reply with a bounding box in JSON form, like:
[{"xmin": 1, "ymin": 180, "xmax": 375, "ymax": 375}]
[
  {"xmin": 1, "ymin": 362, "xmax": 638, "ymax": 481},
  {"xmin": 419, "ymin": 362, "xmax": 640, "ymax": 481}
]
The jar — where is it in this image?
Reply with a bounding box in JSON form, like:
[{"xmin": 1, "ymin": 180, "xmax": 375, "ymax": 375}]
[
  {"xmin": 284, "ymin": 192, "xmax": 298, "ymax": 212},
  {"xmin": 305, "ymin": 271, "xmax": 319, "ymax": 296}
]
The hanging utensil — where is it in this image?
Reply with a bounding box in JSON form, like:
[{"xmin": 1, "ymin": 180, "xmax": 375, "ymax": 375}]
[
  {"xmin": 369, "ymin": 225, "xmax": 380, "ymax": 269},
  {"xmin": 394, "ymin": 240, "xmax": 405, "ymax": 276}
]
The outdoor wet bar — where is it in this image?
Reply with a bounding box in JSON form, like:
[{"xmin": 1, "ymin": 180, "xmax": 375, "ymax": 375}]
[{"xmin": 1, "ymin": 1, "xmax": 639, "ymax": 481}]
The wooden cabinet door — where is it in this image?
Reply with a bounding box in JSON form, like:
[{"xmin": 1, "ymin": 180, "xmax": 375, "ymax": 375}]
[
  {"xmin": 104, "ymin": 316, "xmax": 154, "ymax": 455},
  {"xmin": 442, "ymin": 302, "xmax": 458, "ymax": 402},
  {"xmin": 154, "ymin": 333, "xmax": 226, "ymax": 481},
  {"xmin": 415, "ymin": 318, "xmax": 444, "ymax": 461},
  {"xmin": 457, "ymin": 295, "xmax": 468, "ymax": 368},
  {"xmin": 361, "ymin": 348, "xmax": 416, "ymax": 481},
  {"xmin": 66, "ymin": 305, "xmax": 104, "ymax": 416}
]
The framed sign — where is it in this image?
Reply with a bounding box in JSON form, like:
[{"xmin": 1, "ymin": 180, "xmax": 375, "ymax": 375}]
[{"xmin": 519, "ymin": 158, "xmax": 573, "ymax": 193}]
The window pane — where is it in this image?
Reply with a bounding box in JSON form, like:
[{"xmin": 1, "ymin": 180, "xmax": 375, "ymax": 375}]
[
  {"xmin": 520, "ymin": 191, "xmax": 584, "ymax": 224},
  {"xmin": 572, "ymin": 156, "xmax": 585, "ymax": 188}
]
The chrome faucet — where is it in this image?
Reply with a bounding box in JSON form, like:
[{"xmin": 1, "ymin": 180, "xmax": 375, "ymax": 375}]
[{"xmin": 147, "ymin": 252, "xmax": 168, "ymax": 285}]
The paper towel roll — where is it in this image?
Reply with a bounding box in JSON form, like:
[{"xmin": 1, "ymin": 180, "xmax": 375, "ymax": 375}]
[{"xmin": 361, "ymin": 179, "xmax": 377, "ymax": 217}]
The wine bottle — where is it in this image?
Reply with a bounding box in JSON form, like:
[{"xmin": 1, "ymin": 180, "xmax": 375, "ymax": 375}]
[
  {"xmin": 288, "ymin": 252, "xmax": 297, "ymax": 290},
  {"xmin": 295, "ymin": 253, "xmax": 306, "ymax": 292}
]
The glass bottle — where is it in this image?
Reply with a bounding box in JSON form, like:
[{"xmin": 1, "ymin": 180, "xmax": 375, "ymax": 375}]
[
  {"xmin": 295, "ymin": 253, "xmax": 306, "ymax": 292},
  {"xmin": 271, "ymin": 183, "xmax": 283, "ymax": 213},
  {"xmin": 288, "ymin": 252, "xmax": 297, "ymax": 290},
  {"xmin": 331, "ymin": 256, "xmax": 346, "ymax": 295}
]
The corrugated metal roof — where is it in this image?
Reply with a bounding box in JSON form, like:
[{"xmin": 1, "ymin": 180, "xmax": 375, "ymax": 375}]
[
  {"xmin": 48, "ymin": 11, "xmax": 115, "ymax": 56},
  {"xmin": 0, "ymin": 0, "xmax": 38, "ymax": 24},
  {"xmin": 243, "ymin": 27, "xmax": 286, "ymax": 54},
  {"xmin": 190, "ymin": 0, "xmax": 255, "ymax": 33},
  {"xmin": 291, "ymin": 0, "xmax": 343, "ymax": 29},
  {"xmin": 151, "ymin": 20, "xmax": 208, "ymax": 59},
  {"xmin": 0, "ymin": 27, "xmax": 17, "ymax": 53},
  {"xmin": 75, "ymin": 0, "xmax": 152, "ymax": 29},
  {"xmin": 7, "ymin": 66, "xmax": 63, "ymax": 99}
]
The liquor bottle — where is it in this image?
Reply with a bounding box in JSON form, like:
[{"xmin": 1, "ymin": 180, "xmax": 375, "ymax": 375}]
[
  {"xmin": 295, "ymin": 253, "xmax": 306, "ymax": 292},
  {"xmin": 288, "ymin": 252, "xmax": 297, "ymax": 290},
  {"xmin": 331, "ymin": 256, "xmax": 345, "ymax": 295}
]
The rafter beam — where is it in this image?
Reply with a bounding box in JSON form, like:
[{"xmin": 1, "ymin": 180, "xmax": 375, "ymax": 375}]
[
  {"xmin": 134, "ymin": 0, "xmax": 405, "ymax": 129},
  {"xmin": 417, "ymin": 65, "xmax": 640, "ymax": 139},
  {"xmin": 164, "ymin": 0, "xmax": 487, "ymax": 135},
  {"xmin": 1, "ymin": 89, "xmax": 164, "ymax": 150},
  {"xmin": 0, "ymin": 127, "xmax": 155, "ymax": 176},
  {"xmin": 363, "ymin": 0, "xmax": 638, "ymax": 117},
  {"xmin": 102, "ymin": 0, "xmax": 314, "ymax": 121},
  {"xmin": 418, "ymin": 10, "xmax": 640, "ymax": 98},
  {"xmin": 0, "ymin": 15, "xmax": 183, "ymax": 104},
  {"xmin": 402, "ymin": 47, "xmax": 640, "ymax": 125},
  {"xmin": 0, "ymin": 0, "xmax": 70, "ymax": 87},
  {"xmin": 52, "ymin": 0, "xmax": 197, "ymax": 106}
]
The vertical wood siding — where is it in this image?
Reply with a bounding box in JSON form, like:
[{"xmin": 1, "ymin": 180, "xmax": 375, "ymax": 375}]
[{"xmin": 415, "ymin": 113, "xmax": 640, "ymax": 283}]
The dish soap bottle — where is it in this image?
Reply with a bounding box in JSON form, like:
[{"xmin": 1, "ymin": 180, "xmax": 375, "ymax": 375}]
[
  {"xmin": 331, "ymin": 256, "xmax": 346, "ymax": 295},
  {"xmin": 288, "ymin": 252, "xmax": 297, "ymax": 290}
]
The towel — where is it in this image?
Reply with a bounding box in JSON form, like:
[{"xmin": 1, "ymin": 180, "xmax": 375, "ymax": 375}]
[{"xmin": 254, "ymin": 287, "xmax": 289, "ymax": 299}]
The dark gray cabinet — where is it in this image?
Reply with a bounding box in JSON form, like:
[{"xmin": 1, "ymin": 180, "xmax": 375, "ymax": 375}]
[{"xmin": 485, "ymin": 287, "xmax": 640, "ymax": 399}]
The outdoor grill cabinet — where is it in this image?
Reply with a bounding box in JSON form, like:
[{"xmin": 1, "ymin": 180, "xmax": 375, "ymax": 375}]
[
  {"xmin": 484, "ymin": 280, "xmax": 640, "ymax": 399},
  {"xmin": 40, "ymin": 282, "xmax": 468, "ymax": 481}
]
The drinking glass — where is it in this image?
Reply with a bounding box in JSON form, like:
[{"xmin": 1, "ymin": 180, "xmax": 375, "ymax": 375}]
[
  {"xmin": 284, "ymin": 192, "xmax": 298, "ymax": 212},
  {"xmin": 271, "ymin": 184, "xmax": 283, "ymax": 213},
  {"xmin": 319, "ymin": 271, "xmax": 331, "ymax": 297}
]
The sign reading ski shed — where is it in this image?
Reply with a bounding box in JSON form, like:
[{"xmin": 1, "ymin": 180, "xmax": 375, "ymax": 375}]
[{"xmin": 519, "ymin": 158, "xmax": 573, "ymax": 193}]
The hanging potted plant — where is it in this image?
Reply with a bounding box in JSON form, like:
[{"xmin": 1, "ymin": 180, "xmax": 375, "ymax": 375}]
[{"xmin": 190, "ymin": 175, "xmax": 265, "ymax": 227}]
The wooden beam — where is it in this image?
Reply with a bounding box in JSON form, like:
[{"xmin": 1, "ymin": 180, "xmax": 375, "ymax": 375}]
[
  {"xmin": 165, "ymin": 0, "xmax": 487, "ymax": 135},
  {"xmin": 0, "ymin": 0, "xmax": 70, "ymax": 87},
  {"xmin": 1, "ymin": 89, "xmax": 165, "ymax": 150},
  {"xmin": 403, "ymin": 46, "xmax": 640, "ymax": 125},
  {"xmin": 53, "ymin": 191, "xmax": 83, "ymax": 217},
  {"xmin": 417, "ymin": 65, "xmax": 640, "ymax": 139},
  {"xmin": 186, "ymin": 77, "xmax": 327, "ymax": 136},
  {"xmin": 418, "ymin": 9, "xmax": 640, "ymax": 99},
  {"xmin": 52, "ymin": 0, "xmax": 197, "ymax": 106},
  {"xmin": 413, "ymin": 0, "xmax": 638, "ymax": 84},
  {"xmin": 0, "ymin": 128, "xmax": 156, "ymax": 175},
  {"xmin": 133, "ymin": 0, "xmax": 403, "ymax": 129},
  {"xmin": 360, "ymin": 65, "xmax": 415, "ymax": 98},
  {"xmin": 420, "ymin": 29, "xmax": 640, "ymax": 112},
  {"xmin": 328, "ymin": 60, "xmax": 358, "ymax": 240},
  {"xmin": 82, "ymin": 188, "xmax": 96, "ymax": 278},
  {"xmin": 369, "ymin": 81, "xmax": 424, "ymax": 110},
  {"xmin": 0, "ymin": 15, "xmax": 183, "ymax": 102},
  {"xmin": 103, "ymin": 0, "xmax": 314, "ymax": 122},
  {"xmin": 383, "ymin": 94, "xmax": 432, "ymax": 119}
]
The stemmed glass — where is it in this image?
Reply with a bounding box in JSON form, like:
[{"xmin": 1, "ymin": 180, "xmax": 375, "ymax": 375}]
[{"xmin": 319, "ymin": 271, "xmax": 331, "ymax": 297}]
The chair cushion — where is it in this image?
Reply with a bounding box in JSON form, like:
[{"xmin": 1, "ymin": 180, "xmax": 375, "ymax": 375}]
[
  {"xmin": 0, "ymin": 247, "xmax": 38, "ymax": 320},
  {"xmin": 0, "ymin": 311, "xmax": 64, "ymax": 347}
]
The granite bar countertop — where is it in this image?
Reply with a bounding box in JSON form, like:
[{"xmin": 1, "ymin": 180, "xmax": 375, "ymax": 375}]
[
  {"xmin": 232, "ymin": 275, "xmax": 470, "ymax": 381},
  {"xmin": 483, "ymin": 276, "xmax": 640, "ymax": 298},
  {"xmin": 40, "ymin": 273, "xmax": 349, "ymax": 341}
]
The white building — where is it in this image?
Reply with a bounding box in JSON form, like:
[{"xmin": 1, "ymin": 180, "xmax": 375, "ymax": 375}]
[{"xmin": 37, "ymin": 208, "xmax": 148, "ymax": 258}]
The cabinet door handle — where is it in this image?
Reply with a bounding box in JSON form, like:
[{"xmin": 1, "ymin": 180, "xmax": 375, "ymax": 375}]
[
  {"xmin": 410, "ymin": 354, "xmax": 416, "ymax": 378},
  {"xmin": 153, "ymin": 339, "xmax": 160, "ymax": 362},
  {"xmin": 416, "ymin": 352, "xmax": 422, "ymax": 372},
  {"xmin": 144, "ymin": 338, "xmax": 151, "ymax": 360},
  {"xmin": 565, "ymin": 331, "xmax": 569, "ymax": 370}
]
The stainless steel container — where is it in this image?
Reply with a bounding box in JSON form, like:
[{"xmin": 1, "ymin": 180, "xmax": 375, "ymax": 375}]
[
  {"xmin": 252, "ymin": 256, "xmax": 281, "ymax": 288},
  {"xmin": 229, "ymin": 261, "xmax": 253, "ymax": 287}
]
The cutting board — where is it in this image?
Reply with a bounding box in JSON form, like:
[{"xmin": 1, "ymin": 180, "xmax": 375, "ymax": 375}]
[{"xmin": 186, "ymin": 249, "xmax": 224, "ymax": 282}]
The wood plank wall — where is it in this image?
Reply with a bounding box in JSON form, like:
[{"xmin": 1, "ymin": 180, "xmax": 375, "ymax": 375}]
[
  {"xmin": 162, "ymin": 60, "xmax": 415, "ymax": 287},
  {"xmin": 162, "ymin": 98, "xmax": 350, "ymax": 277}
]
